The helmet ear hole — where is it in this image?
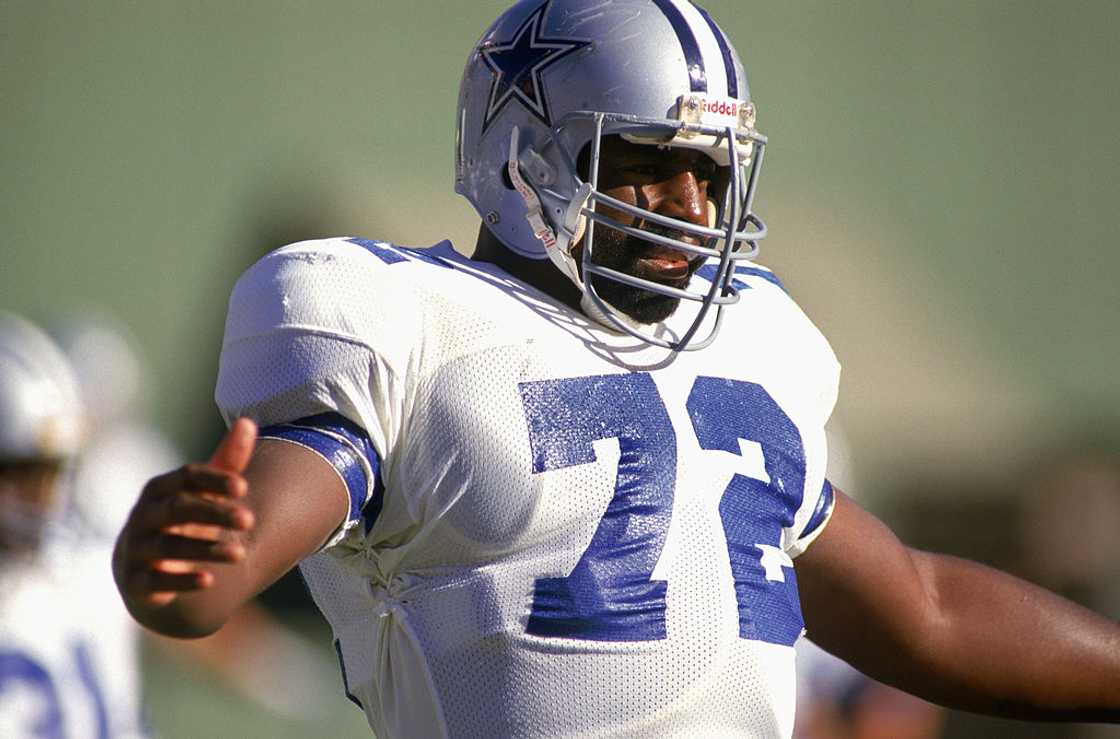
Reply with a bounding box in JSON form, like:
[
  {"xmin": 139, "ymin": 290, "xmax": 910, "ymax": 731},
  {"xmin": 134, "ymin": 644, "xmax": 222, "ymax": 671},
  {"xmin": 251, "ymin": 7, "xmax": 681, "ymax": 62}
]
[{"xmin": 500, "ymin": 166, "xmax": 516, "ymax": 191}]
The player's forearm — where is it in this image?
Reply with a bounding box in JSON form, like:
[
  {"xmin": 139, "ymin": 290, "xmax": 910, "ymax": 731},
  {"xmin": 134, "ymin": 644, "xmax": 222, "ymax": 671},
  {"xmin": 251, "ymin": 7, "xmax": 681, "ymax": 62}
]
[
  {"xmin": 799, "ymin": 492, "xmax": 1120, "ymax": 722},
  {"xmin": 900, "ymin": 551, "xmax": 1120, "ymax": 721}
]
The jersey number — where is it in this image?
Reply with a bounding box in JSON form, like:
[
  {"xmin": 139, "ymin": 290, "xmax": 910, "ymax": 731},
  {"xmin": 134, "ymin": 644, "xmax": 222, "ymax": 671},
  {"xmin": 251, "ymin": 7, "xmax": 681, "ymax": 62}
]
[
  {"xmin": 0, "ymin": 643, "xmax": 108, "ymax": 739},
  {"xmin": 518, "ymin": 374, "xmax": 807, "ymax": 647}
]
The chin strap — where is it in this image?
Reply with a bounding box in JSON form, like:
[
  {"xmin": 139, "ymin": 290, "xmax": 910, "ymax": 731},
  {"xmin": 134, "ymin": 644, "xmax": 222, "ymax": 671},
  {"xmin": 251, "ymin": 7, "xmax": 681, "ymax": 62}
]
[
  {"xmin": 507, "ymin": 127, "xmax": 584, "ymax": 286},
  {"xmin": 507, "ymin": 129, "xmax": 556, "ymax": 251}
]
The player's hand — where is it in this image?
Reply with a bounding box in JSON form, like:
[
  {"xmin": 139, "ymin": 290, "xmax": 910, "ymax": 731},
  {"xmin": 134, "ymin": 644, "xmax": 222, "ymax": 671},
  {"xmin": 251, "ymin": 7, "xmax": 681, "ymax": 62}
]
[{"xmin": 114, "ymin": 418, "xmax": 258, "ymax": 609}]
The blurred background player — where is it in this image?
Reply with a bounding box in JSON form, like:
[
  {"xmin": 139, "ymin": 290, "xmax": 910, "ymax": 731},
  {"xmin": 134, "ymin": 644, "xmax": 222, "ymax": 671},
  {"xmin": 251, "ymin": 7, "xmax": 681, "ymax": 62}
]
[{"xmin": 0, "ymin": 311, "xmax": 148, "ymax": 739}]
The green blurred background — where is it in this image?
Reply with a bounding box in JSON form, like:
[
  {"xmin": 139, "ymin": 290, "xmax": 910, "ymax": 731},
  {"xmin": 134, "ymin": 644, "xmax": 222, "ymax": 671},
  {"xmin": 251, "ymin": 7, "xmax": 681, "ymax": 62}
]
[{"xmin": 3, "ymin": 1, "xmax": 1118, "ymax": 737}]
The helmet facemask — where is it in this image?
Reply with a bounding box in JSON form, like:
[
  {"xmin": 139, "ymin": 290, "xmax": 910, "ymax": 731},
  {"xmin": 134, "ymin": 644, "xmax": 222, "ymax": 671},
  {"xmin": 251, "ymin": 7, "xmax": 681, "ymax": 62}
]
[
  {"xmin": 0, "ymin": 312, "xmax": 85, "ymax": 557},
  {"xmin": 508, "ymin": 103, "xmax": 767, "ymax": 351}
]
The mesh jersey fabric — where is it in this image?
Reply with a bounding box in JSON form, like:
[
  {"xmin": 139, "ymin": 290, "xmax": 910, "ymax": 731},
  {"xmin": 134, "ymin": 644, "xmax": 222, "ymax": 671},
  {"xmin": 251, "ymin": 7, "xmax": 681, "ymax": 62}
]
[{"xmin": 215, "ymin": 237, "xmax": 842, "ymax": 739}]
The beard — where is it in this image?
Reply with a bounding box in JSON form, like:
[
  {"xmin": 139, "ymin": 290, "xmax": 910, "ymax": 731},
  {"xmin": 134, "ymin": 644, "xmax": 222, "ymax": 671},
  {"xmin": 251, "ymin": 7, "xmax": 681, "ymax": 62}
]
[{"xmin": 584, "ymin": 224, "xmax": 702, "ymax": 325}]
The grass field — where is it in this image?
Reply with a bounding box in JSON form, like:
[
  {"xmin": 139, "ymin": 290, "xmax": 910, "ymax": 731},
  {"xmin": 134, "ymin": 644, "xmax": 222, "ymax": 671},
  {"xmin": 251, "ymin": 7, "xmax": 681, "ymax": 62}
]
[{"xmin": 142, "ymin": 614, "xmax": 372, "ymax": 739}]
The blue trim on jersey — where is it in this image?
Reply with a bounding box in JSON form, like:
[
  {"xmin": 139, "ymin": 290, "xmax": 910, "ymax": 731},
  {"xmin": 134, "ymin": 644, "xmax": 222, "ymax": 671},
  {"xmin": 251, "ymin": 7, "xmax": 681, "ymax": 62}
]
[
  {"xmin": 696, "ymin": 264, "xmax": 747, "ymax": 292},
  {"xmin": 296, "ymin": 413, "xmax": 386, "ymax": 529},
  {"xmin": 73, "ymin": 641, "xmax": 109, "ymax": 739},
  {"xmin": 0, "ymin": 651, "xmax": 63, "ymax": 737},
  {"xmin": 346, "ymin": 237, "xmax": 409, "ymax": 264},
  {"xmin": 736, "ymin": 267, "xmax": 786, "ymax": 293},
  {"xmin": 259, "ymin": 412, "xmax": 382, "ymax": 527},
  {"xmin": 800, "ymin": 479, "xmax": 835, "ymax": 541},
  {"xmin": 651, "ymin": 0, "xmax": 707, "ymax": 92},
  {"xmin": 692, "ymin": 4, "xmax": 738, "ymax": 98},
  {"xmin": 396, "ymin": 245, "xmax": 453, "ymax": 268},
  {"xmin": 696, "ymin": 264, "xmax": 787, "ymax": 294},
  {"xmin": 347, "ymin": 237, "xmax": 453, "ymax": 269},
  {"xmin": 259, "ymin": 426, "xmax": 366, "ymax": 521}
]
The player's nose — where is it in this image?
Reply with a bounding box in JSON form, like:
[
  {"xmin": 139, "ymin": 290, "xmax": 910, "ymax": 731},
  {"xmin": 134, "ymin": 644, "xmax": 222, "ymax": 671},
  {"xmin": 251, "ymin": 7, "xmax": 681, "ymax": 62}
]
[{"xmin": 649, "ymin": 170, "xmax": 707, "ymax": 228}]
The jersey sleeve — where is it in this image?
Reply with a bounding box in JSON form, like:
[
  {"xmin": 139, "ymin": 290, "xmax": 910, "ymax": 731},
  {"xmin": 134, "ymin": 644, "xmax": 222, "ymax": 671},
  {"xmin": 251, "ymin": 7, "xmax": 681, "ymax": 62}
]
[
  {"xmin": 785, "ymin": 479, "xmax": 836, "ymax": 558},
  {"xmin": 785, "ymin": 357, "xmax": 841, "ymax": 558},
  {"xmin": 743, "ymin": 265, "xmax": 842, "ymax": 559},
  {"xmin": 214, "ymin": 238, "xmax": 418, "ymax": 547}
]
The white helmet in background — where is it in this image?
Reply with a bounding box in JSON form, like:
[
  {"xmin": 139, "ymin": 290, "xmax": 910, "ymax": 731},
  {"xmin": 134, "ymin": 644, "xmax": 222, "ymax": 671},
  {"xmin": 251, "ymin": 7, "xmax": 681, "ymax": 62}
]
[
  {"xmin": 0, "ymin": 312, "xmax": 85, "ymax": 464},
  {"xmin": 0, "ymin": 312, "xmax": 85, "ymax": 553}
]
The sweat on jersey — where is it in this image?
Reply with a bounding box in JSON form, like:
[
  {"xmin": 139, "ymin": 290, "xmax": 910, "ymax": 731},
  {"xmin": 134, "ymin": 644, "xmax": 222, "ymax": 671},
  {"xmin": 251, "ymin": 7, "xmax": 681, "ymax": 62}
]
[{"xmin": 215, "ymin": 237, "xmax": 841, "ymax": 739}]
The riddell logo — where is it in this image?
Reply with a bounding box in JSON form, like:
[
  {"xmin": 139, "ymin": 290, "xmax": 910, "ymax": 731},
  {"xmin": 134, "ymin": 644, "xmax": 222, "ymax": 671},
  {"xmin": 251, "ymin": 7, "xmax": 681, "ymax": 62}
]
[{"xmin": 704, "ymin": 100, "xmax": 738, "ymax": 116}]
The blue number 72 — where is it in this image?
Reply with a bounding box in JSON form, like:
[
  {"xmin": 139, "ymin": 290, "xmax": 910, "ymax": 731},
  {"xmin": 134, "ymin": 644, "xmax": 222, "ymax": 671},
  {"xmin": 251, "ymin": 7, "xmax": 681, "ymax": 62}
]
[{"xmin": 519, "ymin": 373, "xmax": 807, "ymax": 647}]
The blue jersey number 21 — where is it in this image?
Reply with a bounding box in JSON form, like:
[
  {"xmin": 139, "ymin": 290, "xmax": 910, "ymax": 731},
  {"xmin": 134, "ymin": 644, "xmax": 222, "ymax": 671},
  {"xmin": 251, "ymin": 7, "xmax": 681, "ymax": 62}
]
[{"xmin": 518, "ymin": 373, "xmax": 807, "ymax": 647}]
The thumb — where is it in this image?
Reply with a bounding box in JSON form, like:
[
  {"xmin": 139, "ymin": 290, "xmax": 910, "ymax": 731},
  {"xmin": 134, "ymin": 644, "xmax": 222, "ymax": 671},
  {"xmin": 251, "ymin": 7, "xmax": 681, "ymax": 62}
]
[{"xmin": 210, "ymin": 417, "xmax": 258, "ymax": 472}]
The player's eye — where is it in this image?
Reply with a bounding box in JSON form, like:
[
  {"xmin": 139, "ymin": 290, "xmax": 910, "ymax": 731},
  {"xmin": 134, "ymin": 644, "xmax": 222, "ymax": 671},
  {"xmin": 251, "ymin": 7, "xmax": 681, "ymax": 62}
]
[{"xmin": 693, "ymin": 160, "xmax": 718, "ymax": 182}]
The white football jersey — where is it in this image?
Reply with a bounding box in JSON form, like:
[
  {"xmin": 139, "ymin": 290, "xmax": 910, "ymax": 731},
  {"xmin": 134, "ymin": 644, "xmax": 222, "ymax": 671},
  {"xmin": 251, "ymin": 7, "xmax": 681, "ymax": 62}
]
[
  {"xmin": 1, "ymin": 421, "xmax": 175, "ymax": 739},
  {"xmin": 0, "ymin": 550, "xmax": 149, "ymax": 739},
  {"xmin": 216, "ymin": 237, "xmax": 841, "ymax": 739}
]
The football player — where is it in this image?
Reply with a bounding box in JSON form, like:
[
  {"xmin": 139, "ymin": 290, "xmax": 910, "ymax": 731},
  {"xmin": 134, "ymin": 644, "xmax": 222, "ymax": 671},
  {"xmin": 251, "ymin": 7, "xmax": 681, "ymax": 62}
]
[
  {"xmin": 112, "ymin": 1, "xmax": 1120, "ymax": 737},
  {"xmin": 0, "ymin": 312, "xmax": 148, "ymax": 738}
]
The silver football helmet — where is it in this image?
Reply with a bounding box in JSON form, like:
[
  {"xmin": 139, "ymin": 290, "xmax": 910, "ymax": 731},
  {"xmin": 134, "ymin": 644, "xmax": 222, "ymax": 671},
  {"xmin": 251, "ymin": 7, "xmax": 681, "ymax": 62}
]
[
  {"xmin": 456, "ymin": 0, "xmax": 767, "ymax": 350},
  {"xmin": 0, "ymin": 312, "xmax": 84, "ymax": 464},
  {"xmin": 0, "ymin": 312, "xmax": 85, "ymax": 552}
]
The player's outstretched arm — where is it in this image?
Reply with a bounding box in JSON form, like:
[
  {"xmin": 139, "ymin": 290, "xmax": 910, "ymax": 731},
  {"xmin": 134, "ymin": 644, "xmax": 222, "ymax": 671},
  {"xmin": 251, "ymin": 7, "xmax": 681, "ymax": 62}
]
[
  {"xmin": 113, "ymin": 418, "xmax": 347, "ymax": 638},
  {"xmin": 796, "ymin": 489, "xmax": 1120, "ymax": 723}
]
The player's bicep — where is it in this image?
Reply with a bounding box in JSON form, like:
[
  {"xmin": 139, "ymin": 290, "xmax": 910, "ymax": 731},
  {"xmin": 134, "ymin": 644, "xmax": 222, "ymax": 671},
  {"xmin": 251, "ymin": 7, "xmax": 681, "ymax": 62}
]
[
  {"xmin": 161, "ymin": 436, "xmax": 348, "ymax": 633},
  {"xmin": 794, "ymin": 489, "xmax": 940, "ymax": 681},
  {"xmin": 237, "ymin": 438, "xmax": 350, "ymax": 594}
]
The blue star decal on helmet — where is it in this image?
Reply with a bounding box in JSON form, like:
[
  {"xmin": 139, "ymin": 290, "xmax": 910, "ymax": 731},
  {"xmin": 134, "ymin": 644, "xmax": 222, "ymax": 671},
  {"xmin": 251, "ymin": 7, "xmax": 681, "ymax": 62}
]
[{"xmin": 481, "ymin": 0, "xmax": 590, "ymax": 132}]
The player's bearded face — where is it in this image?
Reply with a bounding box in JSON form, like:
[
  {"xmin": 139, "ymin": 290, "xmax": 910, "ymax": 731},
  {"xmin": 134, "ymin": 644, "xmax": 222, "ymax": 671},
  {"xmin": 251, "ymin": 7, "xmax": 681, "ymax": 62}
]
[
  {"xmin": 577, "ymin": 137, "xmax": 721, "ymax": 325},
  {"xmin": 583, "ymin": 223, "xmax": 704, "ymax": 324}
]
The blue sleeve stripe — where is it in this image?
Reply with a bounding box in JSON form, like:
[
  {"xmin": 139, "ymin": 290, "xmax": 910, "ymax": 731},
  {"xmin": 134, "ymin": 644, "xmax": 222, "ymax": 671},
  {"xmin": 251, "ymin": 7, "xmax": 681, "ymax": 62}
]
[
  {"xmin": 291, "ymin": 412, "xmax": 379, "ymax": 470},
  {"xmin": 259, "ymin": 413, "xmax": 381, "ymax": 527},
  {"xmin": 799, "ymin": 479, "xmax": 835, "ymax": 540}
]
